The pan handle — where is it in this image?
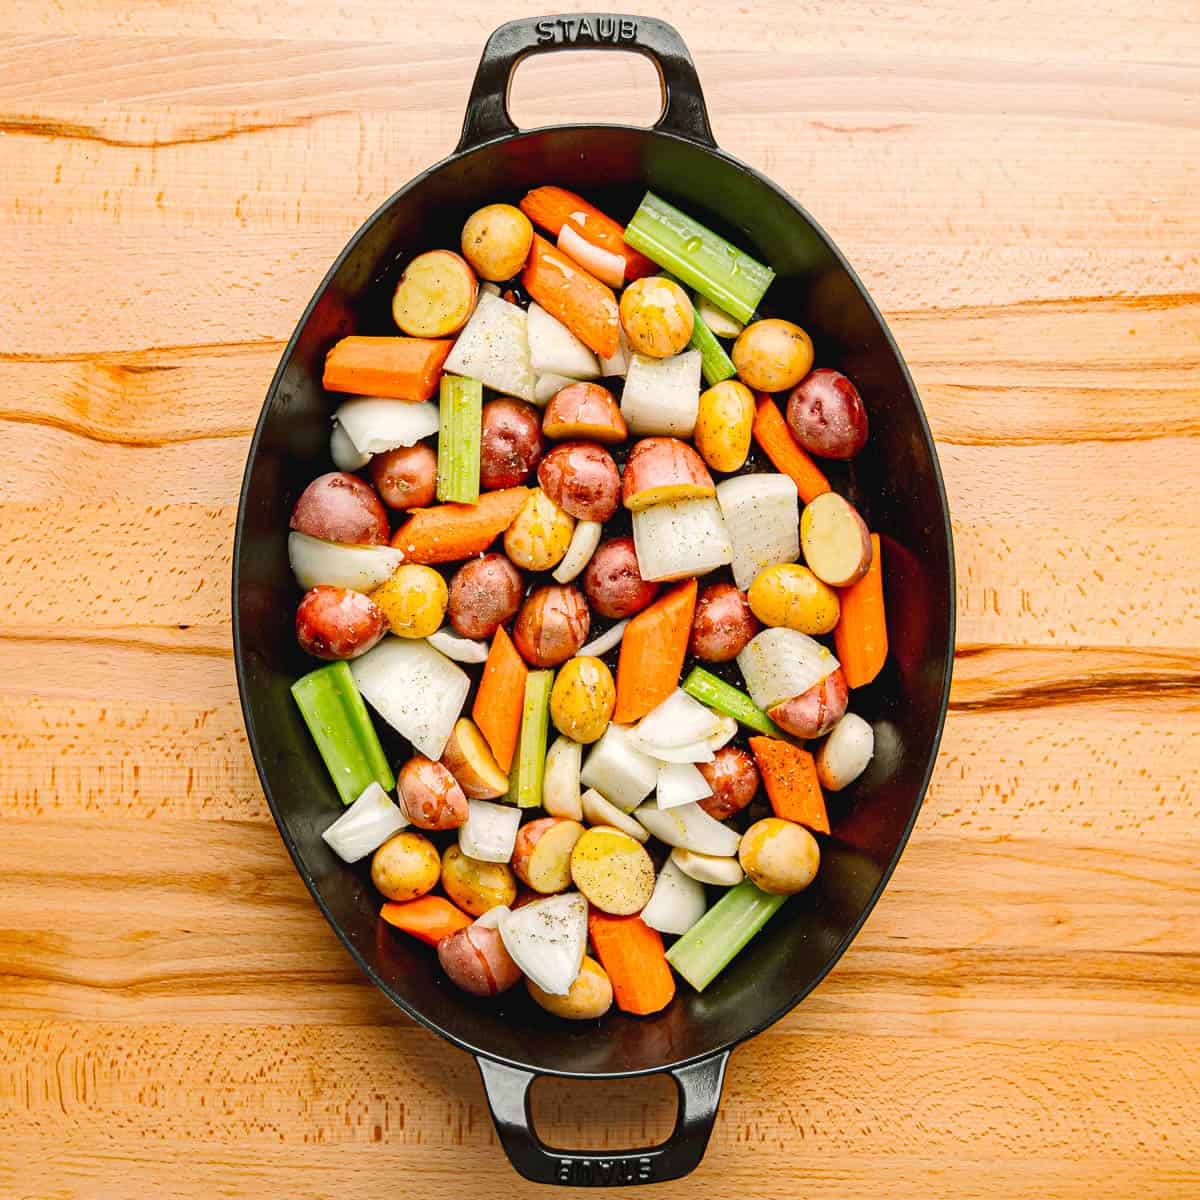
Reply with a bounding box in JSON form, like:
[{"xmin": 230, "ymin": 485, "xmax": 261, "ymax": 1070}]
[
  {"xmin": 456, "ymin": 14, "xmax": 716, "ymax": 153},
  {"xmin": 476, "ymin": 1051, "xmax": 729, "ymax": 1186}
]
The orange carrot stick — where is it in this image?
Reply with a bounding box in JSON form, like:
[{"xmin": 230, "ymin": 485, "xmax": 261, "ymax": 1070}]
[
  {"xmin": 835, "ymin": 533, "xmax": 888, "ymax": 688},
  {"xmin": 380, "ymin": 896, "xmax": 472, "ymax": 945},
  {"xmin": 748, "ymin": 736, "xmax": 829, "ymax": 834},
  {"xmin": 587, "ymin": 911, "xmax": 676, "ymax": 1015},
  {"xmin": 612, "ymin": 579, "xmax": 698, "ymax": 725},
  {"xmin": 390, "ymin": 486, "xmax": 529, "ymax": 563},
  {"xmin": 472, "ymin": 626, "xmax": 528, "ymax": 773},
  {"xmin": 323, "ymin": 336, "xmax": 453, "ymax": 401},
  {"xmin": 520, "ymin": 186, "xmax": 657, "ymax": 282},
  {"xmin": 752, "ymin": 394, "xmax": 831, "ymax": 503},
  {"xmin": 522, "ymin": 234, "xmax": 620, "ymax": 359}
]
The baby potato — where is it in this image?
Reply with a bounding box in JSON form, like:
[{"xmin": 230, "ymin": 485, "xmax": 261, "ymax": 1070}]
[
  {"xmin": 392, "ymin": 249, "xmax": 478, "ymax": 337},
  {"xmin": 512, "ymin": 817, "xmax": 587, "ymax": 893},
  {"xmin": 542, "ymin": 382, "xmax": 627, "ymax": 444},
  {"xmin": 768, "ymin": 668, "xmax": 848, "ymax": 740},
  {"xmin": 694, "ymin": 379, "xmax": 756, "ymax": 473},
  {"xmin": 446, "ymin": 553, "xmax": 523, "ymax": 640},
  {"xmin": 582, "ymin": 536, "xmax": 659, "ymax": 619},
  {"xmin": 619, "ymin": 276, "xmax": 694, "ymax": 358},
  {"xmin": 697, "ymin": 746, "xmax": 760, "ymax": 821},
  {"xmin": 295, "ymin": 585, "xmax": 386, "ymax": 660},
  {"xmin": 399, "ymin": 755, "xmax": 468, "ymax": 830},
  {"xmin": 747, "ymin": 563, "xmax": 841, "ymax": 635},
  {"xmin": 503, "ymin": 487, "xmax": 576, "ymax": 571},
  {"xmin": 441, "ymin": 844, "xmax": 517, "ymax": 916},
  {"xmin": 738, "ymin": 818, "xmax": 820, "ymax": 895},
  {"xmin": 800, "ymin": 493, "xmax": 872, "ymax": 587},
  {"xmin": 537, "ymin": 442, "xmax": 621, "ymax": 522},
  {"xmin": 550, "ymin": 655, "xmax": 616, "ymax": 744},
  {"xmin": 513, "ymin": 585, "xmax": 590, "ymax": 668},
  {"xmin": 369, "ymin": 444, "xmax": 438, "ymax": 511},
  {"xmin": 570, "ymin": 826, "xmax": 655, "ymax": 914},
  {"xmin": 480, "ymin": 398, "xmax": 544, "ymax": 491},
  {"xmin": 461, "ymin": 203, "xmax": 534, "ymax": 282},
  {"xmin": 732, "ymin": 319, "xmax": 814, "ymax": 393},
  {"xmin": 370, "ymin": 831, "xmax": 441, "ymax": 902},
  {"xmin": 438, "ymin": 923, "xmax": 522, "ymax": 996},
  {"xmin": 786, "ymin": 368, "xmax": 869, "ymax": 460},
  {"xmin": 688, "ymin": 582, "xmax": 760, "ymax": 663},
  {"xmin": 290, "ymin": 472, "xmax": 390, "ymax": 546},
  {"xmin": 527, "ymin": 955, "xmax": 613, "ymax": 1020},
  {"xmin": 370, "ymin": 563, "xmax": 447, "ymax": 638}
]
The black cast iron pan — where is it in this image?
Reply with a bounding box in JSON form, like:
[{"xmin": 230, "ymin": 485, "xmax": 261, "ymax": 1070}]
[{"xmin": 233, "ymin": 14, "xmax": 955, "ymax": 1186}]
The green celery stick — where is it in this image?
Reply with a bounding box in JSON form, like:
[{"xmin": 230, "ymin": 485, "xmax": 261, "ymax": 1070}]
[
  {"xmin": 436, "ymin": 374, "xmax": 482, "ymax": 503},
  {"xmin": 682, "ymin": 666, "xmax": 783, "ymax": 738},
  {"xmin": 506, "ymin": 670, "xmax": 554, "ymax": 808},
  {"xmin": 665, "ymin": 879, "xmax": 788, "ymax": 991},
  {"xmin": 292, "ymin": 661, "xmax": 395, "ymax": 805},
  {"xmin": 624, "ymin": 192, "xmax": 775, "ymax": 325},
  {"xmin": 688, "ymin": 302, "xmax": 737, "ymax": 385}
]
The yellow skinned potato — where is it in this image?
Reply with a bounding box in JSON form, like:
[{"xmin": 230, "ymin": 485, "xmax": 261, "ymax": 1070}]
[
  {"xmin": 748, "ymin": 563, "xmax": 841, "ymax": 635},
  {"xmin": 391, "ymin": 250, "xmax": 478, "ymax": 337},
  {"xmin": 619, "ymin": 276, "xmax": 694, "ymax": 358},
  {"xmin": 440, "ymin": 844, "xmax": 517, "ymax": 916},
  {"xmin": 370, "ymin": 564, "xmax": 447, "ymax": 638},
  {"xmin": 694, "ymin": 379, "xmax": 756, "ymax": 473},
  {"xmin": 503, "ymin": 486, "xmax": 576, "ymax": 571},
  {"xmin": 570, "ymin": 826, "xmax": 655, "ymax": 914},
  {"xmin": 732, "ymin": 319, "xmax": 814, "ymax": 392},
  {"xmin": 461, "ymin": 203, "xmax": 534, "ymax": 282},
  {"xmin": 370, "ymin": 831, "xmax": 441, "ymax": 902},
  {"xmin": 527, "ymin": 955, "xmax": 614, "ymax": 1020},
  {"xmin": 738, "ymin": 818, "xmax": 820, "ymax": 895},
  {"xmin": 550, "ymin": 655, "xmax": 616, "ymax": 744}
]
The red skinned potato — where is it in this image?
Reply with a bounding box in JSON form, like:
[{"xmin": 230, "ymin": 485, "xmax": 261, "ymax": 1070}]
[
  {"xmin": 688, "ymin": 582, "xmax": 760, "ymax": 663},
  {"xmin": 768, "ymin": 667, "xmax": 849, "ymax": 739},
  {"xmin": 295, "ymin": 585, "xmax": 386, "ymax": 660},
  {"xmin": 290, "ymin": 472, "xmax": 389, "ymax": 545},
  {"xmin": 543, "ymin": 382, "xmax": 627, "ymax": 444},
  {"xmin": 698, "ymin": 747, "xmax": 761, "ymax": 820},
  {"xmin": 537, "ymin": 442, "xmax": 621, "ymax": 522},
  {"xmin": 800, "ymin": 492, "xmax": 873, "ymax": 587},
  {"xmin": 446, "ymin": 553, "xmax": 524, "ymax": 640},
  {"xmin": 480, "ymin": 398, "xmax": 545, "ymax": 490},
  {"xmin": 582, "ymin": 536, "xmax": 659, "ymax": 619},
  {"xmin": 513, "ymin": 585, "xmax": 590, "ymax": 668},
  {"xmin": 621, "ymin": 437, "xmax": 714, "ymax": 512},
  {"xmin": 398, "ymin": 755, "xmax": 469, "ymax": 830},
  {"xmin": 786, "ymin": 369, "xmax": 869, "ymax": 460},
  {"xmin": 437, "ymin": 924, "xmax": 522, "ymax": 996},
  {"xmin": 369, "ymin": 444, "xmax": 437, "ymax": 510},
  {"xmin": 512, "ymin": 817, "xmax": 587, "ymax": 893}
]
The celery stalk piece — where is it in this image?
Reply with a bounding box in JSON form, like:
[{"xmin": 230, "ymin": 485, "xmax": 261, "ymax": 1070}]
[
  {"xmin": 506, "ymin": 670, "xmax": 555, "ymax": 808},
  {"xmin": 689, "ymin": 302, "xmax": 737, "ymax": 386},
  {"xmin": 436, "ymin": 374, "xmax": 482, "ymax": 504},
  {"xmin": 681, "ymin": 666, "xmax": 783, "ymax": 739},
  {"xmin": 624, "ymin": 192, "xmax": 775, "ymax": 325},
  {"xmin": 665, "ymin": 878, "xmax": 787, "ymax": 991},
  {"xmin": 291, "ymin": 661, "xmax": 395, "ymax": 805}
]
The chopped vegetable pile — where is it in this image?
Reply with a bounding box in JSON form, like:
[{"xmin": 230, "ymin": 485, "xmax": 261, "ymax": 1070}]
[{"xmin": 289, "ymin": 187, "xmax": 888, "ymax": 1020}]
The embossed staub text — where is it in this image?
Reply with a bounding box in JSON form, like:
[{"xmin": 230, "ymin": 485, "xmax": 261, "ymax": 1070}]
[
  {"xmin": 555, "ymin": 1155, "xmax": 653, "ymax": 1185},
  {"xmin": 535, "ymin": 16, "xmax": 639, "ymax": 45}
]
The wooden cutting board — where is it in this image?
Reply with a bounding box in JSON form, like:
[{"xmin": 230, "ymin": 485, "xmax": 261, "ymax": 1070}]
[{"xmin": 1, "ymin": 2, "xmax": 1197, "ymax": 1196}]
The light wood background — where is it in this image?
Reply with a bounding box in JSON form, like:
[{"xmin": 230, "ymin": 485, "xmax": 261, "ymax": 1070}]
[{"xmin": 1, "ymin": 2, "xmax": 1198, "ymax": 1197}]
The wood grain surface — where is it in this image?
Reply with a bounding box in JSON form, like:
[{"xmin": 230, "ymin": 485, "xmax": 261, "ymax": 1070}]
[{"xmin": 1, "ymin": 3, "xmax": 1198, "ymax": 1197}]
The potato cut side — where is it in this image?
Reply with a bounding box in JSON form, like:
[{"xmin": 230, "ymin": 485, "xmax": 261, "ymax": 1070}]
[
  {"xmin": 800, "ymin": 492, "xmax": 872, "ymax": 588},
  {"xmin": 392, "ymin": 250, "xmax": 478, "ymax": 338},
  {"xmin": 440, "ymin": 718, "xmax": 509, "ymax": 799},
  {"xmin": 570, "ymin": 826, "xmax": 655, "ymax": 914}
]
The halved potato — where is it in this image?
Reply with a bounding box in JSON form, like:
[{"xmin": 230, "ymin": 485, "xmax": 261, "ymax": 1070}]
[
  {"xmin": 526, "ymin": 955, "xmax": 613, "ymax": 1020},
  {"xmin": 511, "ymin": 817, "xmax": 587, "ymax": 893},
  {"xmin": 621, "ymin": 437, "xmax": 715, "ymax": 512},
  {"xmin": 392, "ymin": 250, "xmax": 478, "ymax": 337},
  {"xmin": 440, "ymin": 844, "xmax": 517, "ymax": 916},
  {"xmin": 800, "ymin": 493, "xmax": 872, "ymax": 587},
  {"xmin": 569, "ymin": 826, "xmax": 655, "ymax": 914},
  {"xmin": 441, "ymin": 717, "xmax": 510, "ymax": 799},
  {"xmin": 542, "ymin": 382, "xmax": 627, "ymax": 444}
]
